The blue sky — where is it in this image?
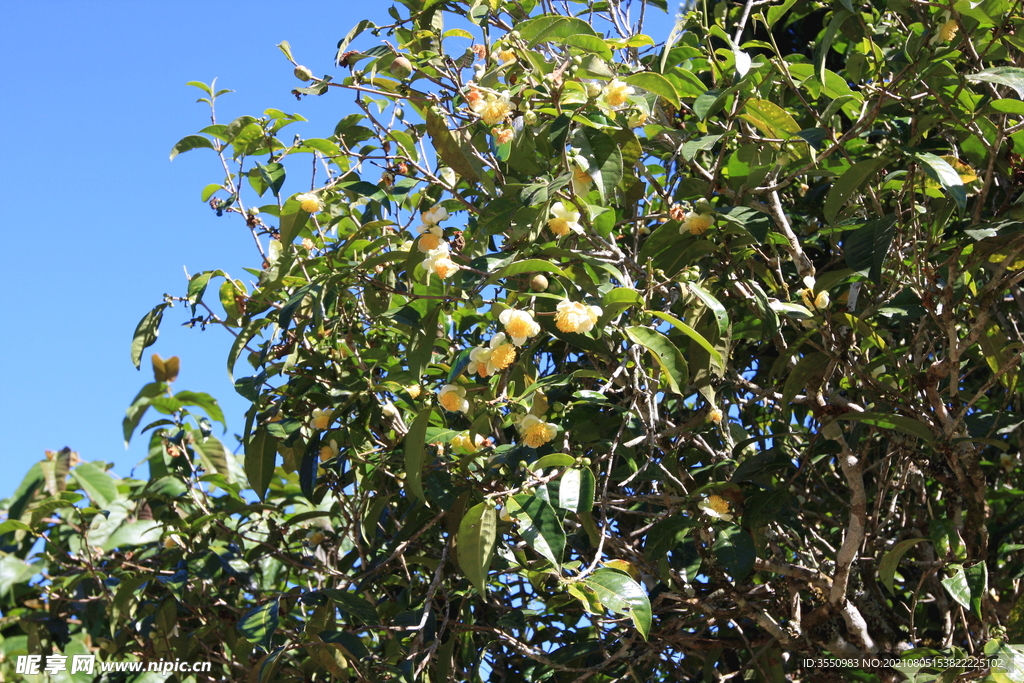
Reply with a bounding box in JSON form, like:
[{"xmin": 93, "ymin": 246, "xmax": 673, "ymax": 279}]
[
  {"xmin": 0, "ymin": 2, "xmax": 399, "ymax": 498},
  {"xmin": 0, "ymin": 2, "xmax": 676, "ymax": 501}
]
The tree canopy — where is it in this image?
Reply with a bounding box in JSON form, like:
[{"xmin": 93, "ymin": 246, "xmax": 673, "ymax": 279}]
[{"xmin": 4, "ymin": 0, "xmax": 1024, "ymax": 681}]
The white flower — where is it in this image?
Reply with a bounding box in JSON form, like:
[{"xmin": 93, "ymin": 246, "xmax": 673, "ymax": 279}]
[
  {"xmin": 681, "ymin": 211, "xmax": 715, "ymax": 235},
  {"xmin": 452, "ymin": 431, "xmax": 486, "ymax": 455},
  {"xmin": 467, "ymin": 332, "xmax": 517, "ymax": 377},
  {"xmin": 424, "ymin": 245, "xmax": 459, "ymax": 279},
  {"xmin": 416, "ymin": 224, "xmax": 445, "ymax": 252},
  {"xmin": 698, "ymin": 494, "xmax": 733, "ymax": 522},
  {"xmin": 571, "ymin": 167, "xmax": 594, "ymax": 197},
  {"xmin": 548, "ymin": 202, "xmax": 583, "ymax": 236},
  {"xmin": 319, "ymin": 439, "xmax": 340, "ymax": 463},
  {"xmin": 554, "ymin": 299, "xmax": 602, "ymax": 334},
  {"xmin": 310, "ymin": 409, "xmax": 333, "ymax": 431},
  {"xmin": 499, "ymin": 309, "xmax": 541, "ymax": 346},
  {"xmin": 422, "ymin": 205, "xmax": 449, "ymax": 225},
  {"xmin": 470, "ymin": 92, "xmax": 514, "ymax": 125},
  {"xmin": 518, "ymin": 414, "xmax": 558, "ymax": 448},
  {"xmin": 296, "ymin": 192, "xmax": 324, "ymax": 213},
  {"xmin": 600, "ymin": 79, "xmax": 635, "ymax": 110},
  {"xmin": 438, "ymin": 383, "xmax": 469, "ymax": 413}
]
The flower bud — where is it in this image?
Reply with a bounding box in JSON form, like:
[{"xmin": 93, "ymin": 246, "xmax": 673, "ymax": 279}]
[
  {"xmin": 530, "ymin": 274, "xmax": 549, "ymax": 292},
  {"xmin": 294, "ymin": 65, "xmax": 314, "ymax": 82}
]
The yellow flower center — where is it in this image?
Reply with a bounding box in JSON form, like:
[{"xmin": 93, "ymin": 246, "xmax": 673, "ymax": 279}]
[
  {"xmin": 548, "ymin": 217, "xmax": 571, "ymax": 236},
  {"xmin": 313, "ymin": 412, "xmax": 332, "ymax": 430},
  {"xmin": 685, "ymin": 213, "xmax": 715, "ymax": 235},
  {"xmin": 706, "ymin": 494, "xmax": 730, "ymax": 516},
  {"xmin": 419, "ymin": 232, "xmax": 443, "ymax": 252},
  {"xmin": 939, "ymin": 18, "xmax": 958, "ymax": 42},
  {"xmin": 439, "ymin": 391, "xmax": 465, "ymax": 412},
  {"xmin": 522, "ymin": 421, "xmax": 557, "ymax": 448},
  {"xmin": 432, "ymin": 256, "xmax": 459, "ymax": 279},
  {"xmin": 490, "ymin": 343, "xmax": 516, "ymax": 371},
  {"xmin": 555, "ymin": 301, "xmax": 596, "ymax": 333},
  {"xmin": 503, "ymin": 313, "xmax": 532, "ymax": 339}
]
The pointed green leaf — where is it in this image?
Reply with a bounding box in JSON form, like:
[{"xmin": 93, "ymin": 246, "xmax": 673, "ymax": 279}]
[
  {"xmin": 942, "ymin": 564, "xmax": 971, "ymax": 610},
  {"xmin": 625, "ymin": 327, "xmax": 688, "ymax": 395},
  {"xmin": 558, "ymin": 468, "xmax": 582, "ymax": 512},
  {"xmin": 686, "ymin": 283, "xmax": 729, "ymax": 341},
  {"xmin": 245, "ymin": 426, "xmax": 278, "ymax": 501},
  {"xmin": 914, "ymin": 152, "xmax": 967, "ymax": 211},
  {"xmin": 510, "ymin": 494, "xmax": 565, "ymax": 568},
  {"xmin": 458, "ymin": 502, "xmax": 498, "ymax": 594},
  {"xmin": 740, "ymin": 99, "xmax": 800, "ymax": 140},
  {"xmin": 824, "ymin": 157, "xmax": 889, "ymax": 224},
  {"xmin": 967, "ymin": 66, "xmax": 1024, "ymax": 98},
  {"xmin": 648, "ymin": 311, "xmax": 725, "ymax": 371},
  {"xmin": 72, "ymin": 462, "xmax": 121, "ymax": 509},
  {"xmin": 238, "ymin": 598, "xmax": 280, "ymax": 651},
  {"xmin": 879, "ymin": 537, "xmax": 928, "ymax": 594},
  {"xmin": 712, "ymin": 526, "xmax": 756, "ymax": 580},
  {"xmin": 623, "ymin": 72, "xmax": 680, "ymax": 107},
  {"xmin": 844, "ymin": 214, "xmax": 897, "ymax": 285},
  {"xmin": 130, "ymin": 304, "xmax": 168, "ymax": 370},
  {"xmin": 965, "ymin": 561, "xmax": 987, "ymax": 619},
  {"xmin": 583, "ymin": 568, "xmax": 652, "ymax": 639},
  {"xmin": 169, "ymin": 135, "xmax": 215, "ymax": 161},
  {"xmin": 572, "ymin": 128, "xmax": 623, "ymax": 203},
  {"xmin": 835, "ymin": 412, "xmax": 934, "ymax": 442},
  {"xmin": 404, "ymin": 407, "xmax": 434, "ymax": 502}
]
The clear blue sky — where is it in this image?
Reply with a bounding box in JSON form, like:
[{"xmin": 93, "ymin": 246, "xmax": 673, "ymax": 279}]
[
  {"xmin": 0, "ymin": 1, "xmax": 398, "ymax": 499},
  {"xmin": 0, "ymin": 2, "xmax": 675, "ymax": 501}
]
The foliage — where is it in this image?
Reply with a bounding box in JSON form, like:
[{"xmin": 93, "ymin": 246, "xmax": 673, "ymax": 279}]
[{"xmin": 5, "ymin": 0, "xmax": 1024, "ymax": 680}]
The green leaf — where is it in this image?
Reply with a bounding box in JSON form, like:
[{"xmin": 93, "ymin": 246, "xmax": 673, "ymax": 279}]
[
  {"xmin": 457, "ymin": 502, "xmax": 498, "ymax": 594},
  {"xmin": 404, "ymin": 407, "xmax": 434, "ymax": 502},
  {"xmin": 0, "ymin": 555, "xmax": 39, "ymax": 599},
  {"xmin": 572, "ymin": 128, "xmax": 623, "ymax": 203},
  {"xmin": 815, "ymin": 9, "xmax": 851, "ymax": 85},
  {"xmin": 942, "ymin": 564, "xmax": 971, "ymax": 611},
  {"xmin": 965, "ymin": 561, "xmax": 987, "ymax": 619},
  {"xmin": 72, "ymin": 462, "xmax": 121, "ymax": 509},
  {"xmin": 644, "ymin": 516, "xmax": 691, "ymax": 561},
  {"xmin": 582, "ymin": 568, "xmax": 652, "ymax": 639},
  {"xmin": 238, "ymin": 598, "xmax": 280, "ymax": 651},
  {"xmin": 319, "ymin": 631, "xmax": 370, "ymax": 660},
  {"xmin": 648, "ymin": 311, "xmax": 725, "ymax": 372},
  {"xmin": 408, "ymin": 305, "xmax": 440, "ymax": 379},
  {"xmin": 844, "ymin": 214, "xmax": 897, "ymax": 285},
  {"xmin": 712, "ymin": 527, "xmax": 756, "ymax": 580},
  {"xmin": 245, "ymin": 426, "xmax": 278, "ymax": 502},
  {"xmin": 625, "ymin": 327, "xmax": 688, "ymax": 395},
  {"xmin": 276, "ymin": 41, "xmax": 295, "ymax": 63},
  {"xmin": 623, "ymin": 72, "xmax": 680, "ymax": 107},
  {"xmin": 122, "ymin": 381, "xmax": 166, "ymax": 447},
  {"xmin": 174, "ymin": 390, "xmax": 227, "ymax": 430},
  {"xmin": 782, "ymin": 352, "xmax": 829, "ymax": 418},
  {"xmin": 834, "ymin": 412, "xmax": 934, "ymax": 442},
  {"xmin": 103, "ymin": 520, "xmax": 162, "ymax": 550},
  {"xmin": 169, "ymin": 135, "xmax": 215, "ymax": 161},
  {"xmin": 256, "ymin": 162, "xmax": 287, "ymax": 198},
  {"xmin": 823, "ymin": 157, "xmax": 888, "ymax": 224},
  {"xmin": 765, "ymin": 0, "xmax": 800, "ymax": 27},
  {"xmin": 315, "ymin": 589, "xmax": 380, "ymax": 625},
  {"xmin": 914, "ymin": 152, "xmax": 967, "ymax": 211},
  {"xmin": 558, "ymin": 468, "xmax": 582, "ymax": 512},
  {"xmin": 510, "ymin": 494, "xmax": 565, "ymax": 568},
  {"xmin": 130, "ymin": 303, "xmax": 168, "ymax": 370},
  {"xmin": 488, "ymin": 259, "xmax": 568, "ymax": 285},
  {"xmin": 518, "ymin": 14, "xmax": 598, "ymax": 40},
  {"xmin": 686, "ymin": 283, "xmax": 729, "ymax": 342},
  {"xmin": 879, "ymin": 537, "xmax": 928, "ymax": 594},
  {"xmin": 425, "ymin": 107, "xmax": 493, "ymax": 193},
  {"xmin": 967, "ymin": 66, "xmax": 1024, "ymax": 98},
  {"xmin": 335, "ymin": 20, "xmax": 376, "ymax": 65},
  {"xmin": 681, "ymin": 134, "xmax": 722, "ymax": 162},
  {"xmin": 739, "ymin": 99, "xmax": 800, "ymax": 140}
]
